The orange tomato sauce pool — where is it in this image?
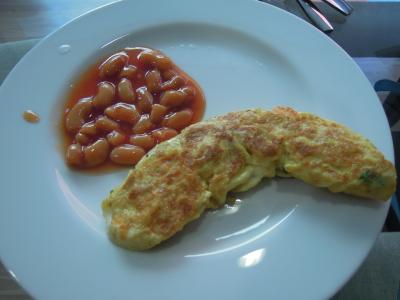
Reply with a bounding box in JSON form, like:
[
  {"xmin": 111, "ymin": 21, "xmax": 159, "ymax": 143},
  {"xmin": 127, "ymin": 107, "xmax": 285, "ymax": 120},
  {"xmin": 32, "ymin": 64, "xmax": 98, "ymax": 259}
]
[{"xmin": 62, "ymin": 47, "xmax": 205, "ymax": 171}]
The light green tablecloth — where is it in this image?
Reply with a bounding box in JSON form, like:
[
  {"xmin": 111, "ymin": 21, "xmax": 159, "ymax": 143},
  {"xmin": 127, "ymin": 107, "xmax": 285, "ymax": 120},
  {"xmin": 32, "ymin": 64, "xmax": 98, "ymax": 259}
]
[{"xmin": 0, "ymin": 39, "xmax": 399, "ymax": 300}]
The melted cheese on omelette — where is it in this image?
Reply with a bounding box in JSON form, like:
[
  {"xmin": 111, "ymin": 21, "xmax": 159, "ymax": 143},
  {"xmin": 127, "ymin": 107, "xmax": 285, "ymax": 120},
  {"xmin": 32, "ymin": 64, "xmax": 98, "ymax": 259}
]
[{"xmin": 102, "ymin": 107, "xmax": 396, "ymax": 250}]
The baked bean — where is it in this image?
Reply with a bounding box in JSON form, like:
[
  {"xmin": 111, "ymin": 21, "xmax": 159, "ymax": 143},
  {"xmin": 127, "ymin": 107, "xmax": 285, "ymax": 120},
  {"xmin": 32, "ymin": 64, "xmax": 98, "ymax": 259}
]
[
  {"xmin": 162, "ymin": 109, "xmax": 193, "ymax": 130},
  {"xmin": 160, "ymin": 90, "xmax": 187, "ymax": 108},
  {"xmin": 117, "ymin": 78, "xmax": 135, "ymax": 103},
  {"xmin": 137, "ymin": 50, "xmax": 155, "ymax": 66},
  {"xmin": 23, "ymin": 110, "xmax": 40, "ymax": 123},
  {"xmin": 99, "ymin": 52, "xmax": 128, "ymax": 78},
  {"xmin": 95, "ymin": 116, "xmax": 119, "ymax": 132},
  {"xmin": 132, "ymin": 114, "xmax": 155, "ymax": 134},
  {"xmin": 152, "ymin": 128, "xmax": 178, "ymax": 143},
  {"xmin": 119, "ymin": 65, "xmax": 137, "ymax": 78},
  {"xmin": 63, "ymin": 46, "xmax": 205, "ymax": 170},
  {"xmin": 155, "ymin": 56, "xmax": 172, "ymax": 70},
  {"xmin": 80, "ymin": 121, "xmax": 97, "ymax": 136},
  {"xmin": 106, "ymin": 130, "xmax": 126, "ymax": 147},
  {"xmin": 129, "ymin": 134, "xmax": 155, "ymax": 150},
  {"xmin": 145, "ymin": 70, "xmax": 162, "ymax": 93},
  {"xmin": 83, "ymin": 138, "xmax": 110, "ymax": 167},
  {"xmin": 65, "ymin": 97, "xmax": 93, "ymax": 133},
  {"xmin": 136, "ymin": 87, "xmax": 153, "ymax": 113},
  {"xmin": 105, "ymin": 103, "xmax": 140, "ymax": 124},
  {"xmin": 161, "ymin": 75, "xmax": 185, "ymax": 91},
  {"xmin": 66, "ymin": 144, "xmax": 84, "ymax": 166},
  {"xmin": 149, "ymin": 104, "xmax": 167, "ymax": 124},
  {"xmin": 75, "ymin": 132, "xmax": 90, "ymax": 145},
  {"xmin": 110, "ymin": 144, "xmax": 146, "ymax": 165},
  {"xmin": 162, "ymin": 69, "xmax": 177, "ymax": 80},
  {"xmin": 180, "ymin": 86, "xmax": 196, "ymax": 99},
  {"xmin": 93, "ymin": 82, "xmax": 115, "ymax": 109},
  {"xmin": 137, "ymin": 50, "xmax": 172, "ymax": 70}
]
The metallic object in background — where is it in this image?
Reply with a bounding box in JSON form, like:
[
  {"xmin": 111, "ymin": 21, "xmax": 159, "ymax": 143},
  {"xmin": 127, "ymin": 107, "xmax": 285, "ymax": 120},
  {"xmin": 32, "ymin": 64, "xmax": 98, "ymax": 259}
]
[
  {"xmin": 322, "ymin": 0, "xmax": 353, "ymax": 16},
  {"xmin": 296, "ymin": 0, "xmax": 334, "ymax": 32}
]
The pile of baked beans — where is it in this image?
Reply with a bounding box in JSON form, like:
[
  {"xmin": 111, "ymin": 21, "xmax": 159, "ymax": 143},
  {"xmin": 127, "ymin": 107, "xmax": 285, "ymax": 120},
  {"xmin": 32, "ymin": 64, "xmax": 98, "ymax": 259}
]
[{"xmin": 63, "ymin": 47, "xmax": 205, "ymax": 168}]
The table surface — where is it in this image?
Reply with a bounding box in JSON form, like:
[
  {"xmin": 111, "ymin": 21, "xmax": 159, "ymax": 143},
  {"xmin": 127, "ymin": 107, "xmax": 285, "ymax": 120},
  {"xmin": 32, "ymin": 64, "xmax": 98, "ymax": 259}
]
[
  {"xmin": 0, "ymin": 1, "xmax": 399, "ymax": 300},
  {"xmin": 0, "ymin": 0, "xmax": 112, "ymax": 43}
]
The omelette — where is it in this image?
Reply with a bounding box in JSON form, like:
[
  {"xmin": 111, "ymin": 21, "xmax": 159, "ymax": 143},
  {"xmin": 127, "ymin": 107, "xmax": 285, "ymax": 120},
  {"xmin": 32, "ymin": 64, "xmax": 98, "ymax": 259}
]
[{"xmin": 102, "ymin": 107, "xmax": 396, "ymax": 250}]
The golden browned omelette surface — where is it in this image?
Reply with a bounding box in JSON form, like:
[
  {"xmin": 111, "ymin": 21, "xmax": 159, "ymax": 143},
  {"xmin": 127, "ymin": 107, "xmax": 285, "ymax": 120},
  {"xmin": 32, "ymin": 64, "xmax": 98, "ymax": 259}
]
[{"xmin": 102, "ymin": 107, "xmax": 396, "ymax": 250}]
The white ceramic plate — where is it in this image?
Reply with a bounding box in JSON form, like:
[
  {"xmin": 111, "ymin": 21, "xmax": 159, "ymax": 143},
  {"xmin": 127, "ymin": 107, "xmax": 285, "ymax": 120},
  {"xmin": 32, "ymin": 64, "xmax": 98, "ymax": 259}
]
[{"xmin": 0, "ymin": 1, "xmax": 393, "ymax": 299}]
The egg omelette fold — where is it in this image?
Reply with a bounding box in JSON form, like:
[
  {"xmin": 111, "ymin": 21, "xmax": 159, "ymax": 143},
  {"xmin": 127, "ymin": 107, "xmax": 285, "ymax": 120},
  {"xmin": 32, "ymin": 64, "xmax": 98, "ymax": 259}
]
[{"xmin": 102, "ymin": 107, "xmax": 396, "ymax": 250}]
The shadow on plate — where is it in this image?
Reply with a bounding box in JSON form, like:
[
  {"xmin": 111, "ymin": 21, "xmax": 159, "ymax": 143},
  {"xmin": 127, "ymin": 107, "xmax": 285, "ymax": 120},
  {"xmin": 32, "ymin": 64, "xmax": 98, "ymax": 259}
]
[
  {"xmin": 114, "ymin": 179, "xmax": 293, "ymax": 270},
  {"xmin": 114, "ymin": 214, "xmax": 208, "ymax": 270},
  {"xmin": 114, "ymin": 177, "xmax": 385, "ymax": 269},
  {"xmin": 275, "ymin": 177, "xmax": 385, "ymax": 239}
]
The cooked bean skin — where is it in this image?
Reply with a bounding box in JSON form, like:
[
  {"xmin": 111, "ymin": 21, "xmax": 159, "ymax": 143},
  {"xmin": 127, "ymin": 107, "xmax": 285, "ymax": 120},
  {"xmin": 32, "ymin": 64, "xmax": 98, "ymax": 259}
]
[
  {"xmin": 133, "ymin": 115, "xmax": 155, "ymax": 134},
  {"xmin": 119, "ymin": 65, "xmax": 137, "ymax": 78},
  {"xmin": 110, "ymin": 144, "xmax": 146, "ymax": 165},
  {"xmin": 136, "ymin": 87, "xmax": 153, "ymax": 113},
  {"xmin": 105, "ymin": 103, "xmax": 140, "ymax": 124},
  {"xmin": 80, "ymin": 122, "xmax": 97, "ymax": 136},
  {"xmin": 118, "ymin": 78, "xmax": 135, "ymax": 103},
  {"xmin": 151, "ymin": 128, "xmax": 178, "ymax": 143},
  {"xmin": 162, "ymin": 69, "xmax": 177, "ymax": 80},
  {"xmin": 129, "ymin": 134, "xmax": 155, "ymax": 150},
  {"xmin": 137, "ymin": 50, "xmax": 172, "ymax": 70},
  {"xmin": 161, "ymin": 75, "xmax": 185, "ymax": 91},
  {"xmin": 180, "ymin": 86, "xmax": 196, "ymax": 99},
  {"xmin": 63, "ymin": 47, "xmax": 205, "ymax": 170},
  {"xmin": 83, "ymin": 138, "xmax": 110, "ymax": 167},
  {"xmin": 99, "ymin": 52, "xmax": 128, "ymax": 78},
  {"xmin": 107, "ymin": 130, "xmax": 126, "ymax": 147},
  {"xmin": 65, "ymin": 97, "xmax": 93, "ymax": 133},
  {"xmin": 149, "ymin": 104, "xmax": 167, "ymax": 124},
  {"xmin": 93, "ymin": 82, "xmax": 115, "ymax": 109},
  {"xmin": 160, "ymin": 90, "xmax": 187, "ymax": 108},
  {"xmin": 66, "ymin": 144, "xmax": 84, "ymax": 166},
  {"xmin": 23, "ymin": 110, "xmax": 40, "ymax": 123},
  {"xmin": 162, "ymin": 109, "xmax": 193, "ymax": 130},
  {"xmin": 75, "ymin": 132, "xmax": 91, "ymax": 145},
  {"xmin": 145, "ymin": 70, "xmax": 162, "ymax": 93},
  {"xmin": 95, "ymin": 116, "xmax": 119, "ymax": 132}
]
